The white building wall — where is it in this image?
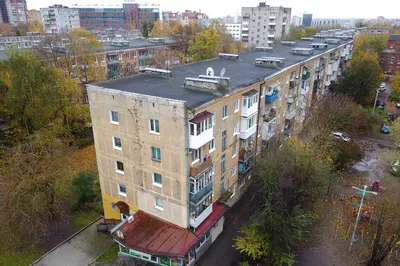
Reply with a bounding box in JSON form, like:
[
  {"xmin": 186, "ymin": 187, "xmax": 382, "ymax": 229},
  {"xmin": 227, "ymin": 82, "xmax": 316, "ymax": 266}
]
[
  {"xmin": 225, "ymin": 23, "xmax": 241, "ymax": 40},
  {"xmin": 40, "ymin": 6, "xmax": 79, "ymax": 34}
]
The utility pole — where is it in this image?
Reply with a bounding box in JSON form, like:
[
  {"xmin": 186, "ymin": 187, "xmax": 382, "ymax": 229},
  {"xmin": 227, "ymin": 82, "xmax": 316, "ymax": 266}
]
[
  {"xmin": 349, "ymin": 185, "xmax": 377, "ymax": 252},
  {"xmin": 372, "ymin": 89, "xmax": 380, "ymax": 114}
]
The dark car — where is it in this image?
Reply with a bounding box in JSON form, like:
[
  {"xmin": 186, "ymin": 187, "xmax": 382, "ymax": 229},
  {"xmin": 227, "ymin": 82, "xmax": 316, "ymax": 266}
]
[
  {"xmin": 388, "ymin": 113, "xmax": 395, "ymax": 121},
  {"xmin": 381, "ymin": 123, "xmax": 390, "ymax": 134},
  {"xmin": 377, "ymin": 100, "xmax": 385, "ymax": 109}
]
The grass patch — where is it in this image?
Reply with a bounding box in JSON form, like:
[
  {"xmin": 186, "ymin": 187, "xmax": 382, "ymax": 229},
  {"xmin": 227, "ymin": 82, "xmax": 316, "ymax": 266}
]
[
  {"xmin": 0, "ymin": 245, "xmax": 44, "ymax": 266},
  {"xmin": 70, "ymin": 209, "xmax": 100, "ymax": 230},
  {"xmin": 96, "ymin": 244, "xmax": 119, "ymax": 263}
]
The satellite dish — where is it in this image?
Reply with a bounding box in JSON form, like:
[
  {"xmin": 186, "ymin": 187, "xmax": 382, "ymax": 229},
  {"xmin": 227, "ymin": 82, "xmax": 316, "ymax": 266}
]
[
  {"xmin": 206, "ymin": 67, "xmax": 214, "ymax": 76},
  {"xmin": 220, "ymin": 68, "xmax": 226, "ymax": 77}
]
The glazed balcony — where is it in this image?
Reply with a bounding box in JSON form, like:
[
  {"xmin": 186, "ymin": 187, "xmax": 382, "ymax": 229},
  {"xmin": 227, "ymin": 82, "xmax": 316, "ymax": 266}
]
[
  {"xmin": 189, "ymin": 111, "xmax": 214, "ymax": 150},
  {"xmin": 265, "ymin": 90, "xmax": 278, "ymax": 103},
  {"xmin": 189, "ymin": 182, "xmax": 212, "ymax": 204}
]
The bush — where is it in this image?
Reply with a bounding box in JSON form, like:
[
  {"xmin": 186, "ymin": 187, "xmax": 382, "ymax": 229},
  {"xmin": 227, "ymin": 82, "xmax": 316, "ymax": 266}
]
[
  {"xmin": 71, "ymin": 170, "xmax": 101, "ymax": 209},
  {"xmin": 74, "ymin": 136, "xmax": 93, "ymax": 148},
  {"xmin": 333, "ymin": 141, "xmax": 364, "ymax": 170}
]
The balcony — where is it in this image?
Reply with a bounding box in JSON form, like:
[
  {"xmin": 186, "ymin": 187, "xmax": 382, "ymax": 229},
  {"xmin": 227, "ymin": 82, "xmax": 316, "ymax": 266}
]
[
  {"xmin": 189, "ymin": 182, "xmax": 212, "ymax": 204},
  {"xmin": 241, "ymin": 90, "xmax": 259, "ymax": 117},
  {"xmin": 268, "ymin": 33, "xmax": 275, "ymax": 38},
  {"xmin": 139, "ymin": 55, "xmax": 149, "ymax": 60},
  {"xmin": 302, "ymin": 70, "xmax": 311, "ymax": 80},
  {"xmin": 190, "ymin": 158, "xmax": 213, "ymax": 177},
  {"xmin": 286, "ymin": 108, "xmax": 296, "ymax": 120},
  {"xmin": 265, "ymin": 90, "xmax": 278, "ymax": 103},
  {"xmin": 262, "ymin": 117, "xmax": 276, "ymax": 141},
  {"xmin": 316, "ymin": 64, "xmax": 325, "ymax": 72},
  {"xmin": 107, "ymin": 59, "xmax": 119, "ymax": 65},
  {"xmin": 108, "ymin": 71, "xmax": 121, "ymax": 79},
  {"xmin": 242, "ymin": 33, "xmax": 248, "ymax": 37},
  {"xmin": 325, "ymin": 79, "xmax": 331, "ymax": 86},
  {"xmin": 239, "ymin": 124, "xmax": 257, "ymax": 140},
  {"xmin": 326, "ymin": 64, "xmax": 333, "ymax": 75},
  {"xmin": 190, "ymin": 204, "xmax": 212, "ymax": 228},
  {"xmin": 239, "ymin": 153, "xmax": 253, "ymax": 179},
  {"xmin": 290, "ymin": 79, "xmax": 299, "ymax": 88},
  {"xmin": 189, "ymin": 111, "xmax": 214, "ymax": 150}
]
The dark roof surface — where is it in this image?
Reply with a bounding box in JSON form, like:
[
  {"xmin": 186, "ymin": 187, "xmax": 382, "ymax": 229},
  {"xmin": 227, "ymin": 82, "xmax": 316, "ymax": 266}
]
[
  {"xmin": 95, "ymin": 40, "xmax": 351, "ymax": 109},
  {"xmin": 102, "ymin": 37, "xmax": 175, "ymax": 52},
  {"xmin": 112, "ymin": 202, "xmax": 228, "ymax": 257},
  {"xmin": 388, "ymin": 35, "xmax": 400, "ymax": 41}
]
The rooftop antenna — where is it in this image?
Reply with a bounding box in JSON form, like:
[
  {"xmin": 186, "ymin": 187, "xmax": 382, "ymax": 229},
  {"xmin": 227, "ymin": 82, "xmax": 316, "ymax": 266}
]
[{"xmin": 206, "ymin": 67, "xmax": 215, "ymax": 76}]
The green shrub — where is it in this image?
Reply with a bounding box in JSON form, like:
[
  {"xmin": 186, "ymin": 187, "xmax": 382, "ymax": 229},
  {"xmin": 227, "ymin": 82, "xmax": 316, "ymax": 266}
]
[
  {"xmin": 71, "ymin": 170, "xmax": 101, "ymax": 210},
  {"xmin": 69, "ymin": 198, "xmax": 79, "ymax": 211},
  {"xmin": 74, "ymin": 137, "xmax": 93, "ymax": 148},
  {"xmin": 333, "ymin": 141, "xmax": 364, "ymax": 170}
]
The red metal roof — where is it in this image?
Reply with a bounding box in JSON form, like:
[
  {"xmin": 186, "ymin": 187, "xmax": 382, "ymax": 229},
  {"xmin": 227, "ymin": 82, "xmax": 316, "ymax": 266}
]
[
  {"xmin": 189, "ymin": 111, "xmax": 213, "ymax": 124},
  {"xmin": 112, "ymin": 202, "xmax": 228, "ymax": 257}
]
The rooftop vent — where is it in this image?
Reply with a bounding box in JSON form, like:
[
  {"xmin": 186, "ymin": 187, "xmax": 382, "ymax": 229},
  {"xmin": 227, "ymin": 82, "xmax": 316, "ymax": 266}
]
[
  {"xmin": 309, "ymin": 43, "xmax": 328, "ymax": 49},
  {"xmin": 218, "ymin": 53, "xmax": 239, "ymax": 60},
  {"xmin": 256, "ymin": 46, "xmax": 274, "ymax": 52},
  {"xmin": 255, "ymin": 57, "xmax": 285, "ymax": 68},
  {"xmin": 301, "ymin": 37, "xmax": 314, "ymax": 41},
  {"xmin": 325, "ymin": 39, "xmax": 341, "ymax": 44},
  {"xmin": 143, "ymin": 67, "xmax": 172, "ymax": 77},
  {"xmin": 148, "ymin": 38, "xmax": 165, "ymax": 43},
  {"xmin": 184, "ymin": 77, "xmax": 222, "ymax": 95},
  {"xmin": 281, "ymin": 41, "xmax": 296, "ymax": 46},
  {"xmin": 198, "ymin": 75, "xmax": 230, "ymax": 87},
  {"xmin": 291, "ymin": 47, "xmax": 314, "ymax": 56}
]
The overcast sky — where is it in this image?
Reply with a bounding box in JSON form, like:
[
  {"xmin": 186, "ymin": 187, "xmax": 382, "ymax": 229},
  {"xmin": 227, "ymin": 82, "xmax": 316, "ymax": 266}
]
[{"xmin": 28, "ymin": 0, "xmax": 400, "ymax": 19}]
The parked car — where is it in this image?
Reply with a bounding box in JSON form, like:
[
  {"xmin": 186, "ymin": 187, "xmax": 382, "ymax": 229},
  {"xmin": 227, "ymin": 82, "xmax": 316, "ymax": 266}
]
[
  {"xmin": 331, "ymin": 131, "xmax": 351, "ymax": 142},
  {"xmin": 388, "ymin": 113, "xmax": 395, "ymax": 121},
  {"xmin": 380, "ymin": 123, "xmax": 390, "ymax": 134},
  {"xmin": 396, "ymin": 102, "xmax": 400, "ymax": 109},
  {"xmin": 391, "ymin": 160, "xmax": 400, "ymax": 177},
  {"xmin": 377, "ymin": 100, "xmax": 385, "ymax": 109},
  {"xmin": 379, "ymin": 82, "xmax": 386, "ymax": 91}
]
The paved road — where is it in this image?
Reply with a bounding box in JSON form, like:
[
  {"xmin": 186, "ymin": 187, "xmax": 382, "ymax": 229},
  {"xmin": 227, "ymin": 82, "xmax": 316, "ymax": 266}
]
[
  {"xmin": 360, "ymin": 136, "xmax": 394, "ymax": 147},
  {"xmin": 33, "ymin": 218, "xmax": 114, "ymax": 266}
]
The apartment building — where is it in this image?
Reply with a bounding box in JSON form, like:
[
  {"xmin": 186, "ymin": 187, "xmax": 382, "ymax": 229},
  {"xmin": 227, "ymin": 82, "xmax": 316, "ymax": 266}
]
[
  {"xmin": 380, "ymin": 34, "xmax": 400, "ymax": 75},
  {"xmin": 40, "ymin": 5, "xmax": 80, "ymax": 34},
  {"xmin": 241, "ymin": 2, "xmax": 291, "ymax": 47},
  {"xmin": 225, "ymin": 23, "xmax": 241, "ymax": 40},
  {"xmin": 0, "ymin": 32, "xmax": 41, "ymax": 53},
  {"xmin": 0, "ymin": 0, "xmax": 28, "ymax": 25},
  {"xmin": 87, "ymin": 36, "xmax": 353, "ymax": 265},
  {"xmin": 75, "ymin": 3, "xmax": 163, "ymax": 30},
  {"xmin": 302, "ymin": 14, "xmax": 313, "ymax": 27}
]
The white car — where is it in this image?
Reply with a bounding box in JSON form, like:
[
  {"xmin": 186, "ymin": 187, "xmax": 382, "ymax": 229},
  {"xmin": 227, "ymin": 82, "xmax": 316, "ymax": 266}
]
[
  {"xmin": 331, "ymin": 131, "xmax": 351, "ymax": 142},
  {"xmin": 379, "ymin": 82, "xmax": 386, "ymax": 91},
  {"xmin": 396, "ymin": 102, "xmax": 400, "ymax": 109}
]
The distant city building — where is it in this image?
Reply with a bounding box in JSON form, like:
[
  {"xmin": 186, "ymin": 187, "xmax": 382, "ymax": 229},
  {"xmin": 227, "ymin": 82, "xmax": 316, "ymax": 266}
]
[
  {"xmin": 180, "ymin": 10, "xmax": 208, "ymax": 26},
  {"xmin": 28, "ymin": 9, "xmax": 41, "ymax": 23},
  {"xmin": 380, "ymin": 34, "xmax": 400, "ymax": 75},
  {"xmin": 0, "ymin": 0, "xmax": 28, "ymax": 25},
  {"xmin": 40, "ymin": 5, "xmax": 80, "ymax": 34},
  {"xmin": 302, "ymin": 13, "xmax": 312, "ymax": 27},
  {"xmin": 312, "ymin": 18, "xmax": 340, "ymax": 27},
  {"xmin": 292, "ymin": 15, "xmax": 302, "ymax": 26},
  {"xmin": 241, "ymin": 2, "xmax": 291, "ymax": 47},
  {"xmin": 224, "ymin": 23, "xmax": 241, "ymax": 40},
  {"xmin": 74, "ymin": 3, "xmax": 163, "ymax": 30}
]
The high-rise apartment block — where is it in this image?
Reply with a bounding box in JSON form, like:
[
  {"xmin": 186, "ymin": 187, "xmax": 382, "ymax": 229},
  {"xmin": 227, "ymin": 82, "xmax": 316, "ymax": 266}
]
[
  {"xmin": 241, "ymin": 2, "xmax": 291, "ymax": 47},
  {"xmin": 40, "ymin": 5, "xmax": 80, "ymax": 34},
  {"xmin": 0, "ymin": 0, "xmax": 28, "ymax": 25},
  {"xmin": 88, "ymin": 32, "xmax": 354, "ymax": 265},
  {"xmin": 302, "ymin": 13, "xmax": 313, "ymax": 27}
]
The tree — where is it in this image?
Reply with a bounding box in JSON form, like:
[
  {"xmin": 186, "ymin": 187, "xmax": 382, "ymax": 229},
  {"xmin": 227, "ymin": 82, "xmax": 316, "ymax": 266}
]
[
  {"xmin": 389, "ymin": 74, "xmax": 400, "ymax": 101},
  {"xmin": 0, "ymin": 130, "xmax": 72, "ymax": 248},
  {"xmin": 15, "ymin": 24, "xmax": 27, "ymax": 36},
  {"xmin": 0, "ymin": 23, "xmax": 12, "ymax": 34},
  {"xmin": 71, "ymin": 170, "xmax": 100, "ymax": 209},
  {"xmin": 27, "ymin": 20, "xmax": 44, "ymax": 34},
  {"xmin": 304, "ymin": 27, "xmax": 317, "ymax": 37},
  {"xmin": 141, "ymin": 20, "xmax": 154, "ymax": 38},
  {"xmin": 390, "ymin": 119, "xmax": 400, "ymax": 144},
  {"xmin": 170, "ymin": 21, "xmax": 201, "ymax": 63},
  {"xmin": 150, "ymin": 21, "xmax": 173, "ymax": 37},
  {"xmin": 330, "ymin": 51, "xmax": 384, "ymax": 106},
  {"xmin": 147, "ymin": 48, "xmax": 175, "ymax": 69},
  {"xmin": 353, "ymin": 34, "xmax": 388, "ymax": 59},
  {"xmin": 286, "ymin": 25, "xmax": 303, "ymax": 41},
  {"xmin": 230, "ymin": 40, "xmax": 246, "ymax": 54}
]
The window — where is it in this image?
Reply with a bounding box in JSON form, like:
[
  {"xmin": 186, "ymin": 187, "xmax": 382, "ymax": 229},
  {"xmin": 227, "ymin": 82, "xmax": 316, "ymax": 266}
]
[
  {"xmin": 231, "ymin": 165, "xmax": 236, "ymax": 177},
  {"xmin": 234, "ymin": 100, "xmax": 239, "ymax": 113},
  {"xmin": 190, "ymin": 116, "xmax": 212, "ymax": 136},
  {"xmin": 95, "ymin": 57, "xmax": 98, "ymax": 64},
  {"xmin": 133, "ymin": 51, "xmax": 137, "ymax": 57},
  {"xmin": 243, "ymin": 98, "xmax": 247, "ymax": 107},
  {"xmin": 209, "ymin": 138, "xmax": 215, "ymax": 152},
  {"xmin": 155, "ymin": 197, "xmax": 164, "ymax": 210},
  {"xmin": 118, "ymin": 53, "xmax": 122, "ymax": 60},
  {"xmin": 229, "ymin": 184, "xmax": 235, "ymax": 197},
  {"xmin": 189, "ymin": 168, "xmax": 213, "ymax": 194},
  {"xmin": 220, "ymin": 176, "xmax": 225, "ymax": 193},
  {"xmin": 151, "ymin": 147, "xmax": 161, "ymax": 161},
  {"xmin": 247, "ymin": 114, "xmax": 256, "ymax": 129},
  {"xmin": 116, "ymin": 161, "xmax": 124, "ymax": 174},
  {"xmin": 149, "ymin": 119, "xmax": 160, "ymax": 134},
  {"xmin": 221, "ymin": 154, "xmax": 226, "ymax": 172},
  {"xmin": 222, "ymin": 105, "xmax": 228, "ymax": 119},
  {"xmin": 239, "ymin": 178, "xmax": 245, "ymax": 188},
  {"xmin": 118, "ymin": 184, "xmax": 127, "ymax": 196},
  {"xmin": 113, "ymin": 136, "xmax": 122, "ymax": 150},
  {"xmin": 192, "ymin": 147, "xmax": 203, "ymax": 164},
  {"xmin": 222, "ymin": 130, "xmax": 227, "ymax": 150},
  {"xmin": 232, "ymin": 145, "xmax": 238, "ymax": 158},
  {"xmin": 110, "ymin": 110, "xmax": 119, "ymax": 124},
  {"xmin": 153, "ymin": 173, "xmax": 162, "ymax": 187},
  {"xmin": 233, "ymin": 122, "xmax": 239, "ymax": 135},
  {"xmin": 126, "ymin": 52, "xmax": 130, "ymax": 58}
]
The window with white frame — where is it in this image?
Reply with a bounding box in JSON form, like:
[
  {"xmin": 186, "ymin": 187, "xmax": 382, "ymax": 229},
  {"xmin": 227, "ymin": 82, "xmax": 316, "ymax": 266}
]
[
  {"xmin": 153, "ymin": 173, "xmax": 162, "ymax": 186},
  {"xmin": 232, "ymin": 145, "xmax": 238, "ymax": 158},
  {"xmin": 155, "ymin": 197, "xmax": 164, "ymax": 209},
  {"xmin": 189, "ymin": 116, "xmax": 213, "ymax": 136},
  {"xmin": 151, "ymin": 147, "xmax": 161, "ymax": 161},
  {"xmin": 113, "ymin": 136, "xmax": 122, "ymax": 150},
  {"xmin": 110, "ymin": 110, "xmax": 119, "ymax": 124},
  {"xmin": 234, "ymin": 100, "xmax": 239, "ymax": 113},
  {"xmin": 126, "ymin": 52, "xmax": 130, "ymax": 58},
  {"xmin": 247, "ymin": 114, "xmax": 256, "ymax": 129},
  {"xmin": 231, "ymin": 165, "xmax": 236, "ymax": 177},
  {"xmin": 189, "ymin": 168, "xmax": 213, "ymax": 194},
  {"xmin": 221, "ymin": 154, "xmax": 226, "ymax": 172},
  {"xmin": 133, "ymin": 51, "xmax": 137, "ymax": 57},
  {"xmin": 192, "ymin": 147, "xmax": 203, "ymax": 164},
  {"xmin": 209, "ymin": 138, "xmax": 215, "ymax": 152},
  {"xmin": 233, "ymin": 122, "xmax": 239, "ymax": 135},
  {"xmin": 116, "ymin": 161, "xmax": 124, "ymax": 174},
  {"xmin": 118, "ymin": 184, "xmax": 127, "ymax": 196},
  {"xmin": 118, "ymin": 53, "xmax": 122, "ymax": 60},
  {"xmin": 149, "ymin": 119, "xmax": 160, "ymax": 134},
  {"xmin": 222, "ymin": 105, "xmax": 228, "ymax": 119}
]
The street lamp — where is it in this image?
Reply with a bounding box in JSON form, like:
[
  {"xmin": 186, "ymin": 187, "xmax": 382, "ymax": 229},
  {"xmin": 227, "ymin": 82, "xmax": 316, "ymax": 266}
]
[{"xmin": 372, "ymin": 89, "xmax": 380, "ymax": 114}]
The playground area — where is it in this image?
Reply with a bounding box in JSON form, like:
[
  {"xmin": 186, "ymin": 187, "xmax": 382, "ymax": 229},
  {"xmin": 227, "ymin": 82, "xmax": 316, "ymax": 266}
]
[{"xmin": 296, "ymin": 140, "xmax": 400, "ymax": 266}]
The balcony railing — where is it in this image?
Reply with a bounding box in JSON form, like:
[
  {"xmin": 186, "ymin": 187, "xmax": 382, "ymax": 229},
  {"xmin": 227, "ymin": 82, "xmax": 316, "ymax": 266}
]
[
  {"xmin": 190, "ymin": 158, "xmax": 213, "ymax": 177},
  {"xmin": 108, "ymin": 71, "xmax": 121, "ymax": 79},
  {"xmin": 286, "ymin": 108, "xmax": 296, "ymax": 120},
  {"xmin": 265, "ymin": 90, "xmax": 278, "ymax": 103},
  {"xmin": 139, "ymin": 55, "xmax": 149, "ymax": 60},
  {"xmin": 239, "ymin": 149, "xmax": 253, "ymax": 162},
  {"xmin": 189, "ymin": 182, "xmax": 212, "ymax": 204},
  {"xmin": 290, "ymin": 79, "xmax": 299, "ymax": 88},
  {"xmin": 239, "ymin": 155, "xmax": 253, "ymax": 179},
  {"xmin": 107, "ymin": 59, "xmax": 119, "ymax": 65},
  {"xmin": 189, "ymin": 204, "xmax": 212, "ymax": 228}
]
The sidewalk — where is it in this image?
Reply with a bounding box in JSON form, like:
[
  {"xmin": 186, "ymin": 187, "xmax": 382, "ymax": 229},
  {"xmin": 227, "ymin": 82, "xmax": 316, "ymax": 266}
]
[{"xmin": 32, "ymin": 217, "xmax": 114, "ymax": 266}]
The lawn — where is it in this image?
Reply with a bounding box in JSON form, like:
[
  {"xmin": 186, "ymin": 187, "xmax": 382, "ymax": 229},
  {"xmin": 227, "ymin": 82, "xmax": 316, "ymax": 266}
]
[
  {"xmin": 0, "ymin": 246, "xmax": 44, "ymax": 266},
  {"xmin": 96, "ymin": 243, "xmax": 119, "ymax": 263},
  {"xmin": 70, "ymin": 209, "xmax": 101, "ymax": 230}
]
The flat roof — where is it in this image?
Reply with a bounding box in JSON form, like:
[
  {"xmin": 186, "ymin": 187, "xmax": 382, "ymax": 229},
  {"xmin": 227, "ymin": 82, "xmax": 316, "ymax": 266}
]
[{"xmin": 94, "ymin": 39, "xmax": 351, "ymax": 109}]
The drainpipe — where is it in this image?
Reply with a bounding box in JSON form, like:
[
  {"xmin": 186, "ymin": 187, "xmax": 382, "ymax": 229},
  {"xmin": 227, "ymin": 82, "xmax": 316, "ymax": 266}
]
[{"xmin": 254, "ymin": 80, "xmax": 266, "ymax": 165}]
